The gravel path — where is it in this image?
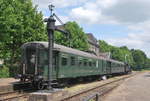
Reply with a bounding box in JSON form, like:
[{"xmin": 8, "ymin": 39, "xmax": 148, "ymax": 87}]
[
  {"xmin": 0, "ymin": 78, "xmax": 19, "ymax": 86},
  {"xmin": 103, "ymin": 72, "xmax": 150, "ymax": 101}
]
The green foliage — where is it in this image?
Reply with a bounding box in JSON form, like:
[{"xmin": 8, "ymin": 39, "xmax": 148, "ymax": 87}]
[
  {"xmin": 99, "ymin": 40, "xmax": 150, "ymax": 70},
  {"xmin": 99, "ymin": 40, "xmax": 113, "ymax": 52},
  {"xmin": 0, "ymin": 65, "xmax": 9, "ymax": 78},
  {"xmin": 55, "ymin": 21, "xmax": 89, "ymax": 51},
  {"xmin": 111, "ymin": 47, "xmax": 135, "ymax": 66},
  {"xmin": 131, "ymin": 49, "xmax": 147, "ymax": 69},
  {"xmin": 145, "ymin": 58, "xmax": 150, "ymax": 68},
  {"xmin": 99, "ymin": 40, "xmax": 134, "ymax": 63},
  {"xmin": 99, "ymin": 40, "xmax": 138, "ymax": 68},
  {"xmin": 0, "ymin": 0, "xmax": 47, "ymax": 76}
]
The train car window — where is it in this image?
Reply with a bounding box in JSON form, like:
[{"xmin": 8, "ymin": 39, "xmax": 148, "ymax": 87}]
[
  {"xmin": 115, "ymin": 63, "xmax": 117, "ymax": 67},
  {"xmin": 71, "ymin": 56, "xmax": 75, "ymax": 65},
  {"xmin": 84, "ymin": 59, "xmax": 87, "ymax": 66},
  {"xmin": 79, "ymin": 59, "xmax": 82, "ymax": 66},
  {"xmin": 112, "ymin": 63, "xmax": 114, "ymax": 67},
  {"xmin": 93, "ymin": 61, "xmax": 96, "ymax": 67},
  {"xmin": 78, "ymin": 57, "xmax": 83, "ymax": 66},
  {"xmin": 61, "ymin": 57, "xmax": 68, "ymax": 66},
  {"xmin": 113, "ymin": 63, "xmax": 115, "ymax": 67},
  {"xmin": 79, "ymin": 60, "xmax": 82, "ymax": 66},
  {"xmin": 38, "ymin": 49, "xmax": 48, "ymax": 65},
  {"xmin": 89, "ymin": 61, "xmax": 92, "ymax": 66}
]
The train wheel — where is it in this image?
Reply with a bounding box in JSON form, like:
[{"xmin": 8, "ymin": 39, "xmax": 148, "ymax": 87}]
[
  {"xmin": 20, "ymin": 77, "xmax": 26, "ymax": 82},
  {"xmin": 37, "ymin": 81, "xmax": 45, "ymax": 90}
]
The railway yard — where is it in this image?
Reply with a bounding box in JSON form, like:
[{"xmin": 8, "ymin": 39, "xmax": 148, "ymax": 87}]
[
  {"xmin": 103, "ymin": 71, "xmax": 150, "ymax": 101},
  {"xmin": 0, "ymin": 71, "xmax": 145, "ymax": 101},
  {"xmin": 1, "ymin": 1, "xmax": 150, "ymax": 101}
]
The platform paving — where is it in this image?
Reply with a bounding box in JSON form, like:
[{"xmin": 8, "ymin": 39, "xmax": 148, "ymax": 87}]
[{"xmin": 103, "ymin": 71, "xmax": 150, "ymax": 101}]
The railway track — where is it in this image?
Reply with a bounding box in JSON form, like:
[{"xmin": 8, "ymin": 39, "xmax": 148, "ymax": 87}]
[
  {"xmin": 61, "ymin": 73, "xmax": 137, "ymax": 101},
  {"xmin": 0, "ymin": 91, "xmax": 29, "ymax": 101},
  {"xmin": 0, "ymin": 88, "xmax": 35, "ymax": 101},
  {"xmin": 0, "ymin": 72, "xmax": 137, "ymax": 101}
]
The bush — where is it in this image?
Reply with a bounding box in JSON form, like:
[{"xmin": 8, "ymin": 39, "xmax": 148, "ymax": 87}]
[
  {"xmin": 0, "ymin": 65, "xmax": 9, "ymax": 78},
  {"xmin": 9, "ymin": 64, "xmax": 20, "ymax": 77}
]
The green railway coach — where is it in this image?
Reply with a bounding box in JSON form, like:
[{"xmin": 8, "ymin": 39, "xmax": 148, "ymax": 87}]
[{"xmin": 20, "ymin": 41, "xmax": 130, "ymax": 89}]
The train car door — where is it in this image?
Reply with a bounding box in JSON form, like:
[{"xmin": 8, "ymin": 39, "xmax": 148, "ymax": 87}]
[
  {"xmin": 102, "ymin": 60, "xmax": 107, "ymax": 74},
  {"xmin": 106, "ymin": 61, "xmax": 111, "ymax": 74},
  {"xmin": 52, "ymin": 51, "xmax": 59, "ymax": 79},
  {"xmin": 99, "ymin": 60, "xmax": 103, "ymax": 75},
  {"xmin": 26, "ymin": 46, "xmax": 36, "ymax": 74},
  {"xmin": 59, "ymin": 53, "xmax": 69, "ymax": 78},
  {"xmin": 37, "ymin": 48, "xmax": 58, "ymax": 80}
]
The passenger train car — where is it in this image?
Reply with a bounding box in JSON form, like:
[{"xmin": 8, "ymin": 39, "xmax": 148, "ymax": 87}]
[{"xmin": 19, "ymin": 41, "xmax": 131, "ymax": 89}]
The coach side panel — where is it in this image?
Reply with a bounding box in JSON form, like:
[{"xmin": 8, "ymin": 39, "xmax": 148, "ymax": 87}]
[{"xmin": 57, "ymin": 52, "xmax": 103, "ymax": 79}]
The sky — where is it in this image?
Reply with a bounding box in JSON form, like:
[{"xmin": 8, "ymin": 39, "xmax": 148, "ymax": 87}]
[{"xmin": 32, "ymin": 0, "xmax": 150, "ymax": 57}]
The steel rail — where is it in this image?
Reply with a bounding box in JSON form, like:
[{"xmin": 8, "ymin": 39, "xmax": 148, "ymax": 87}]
[
  {"xmin": 62, "ymin": 73, "xmax": 137, "ymax": 101},
  {"xmin": 0, "ymin": 88, "xmax": 35, "ymax": 101}
]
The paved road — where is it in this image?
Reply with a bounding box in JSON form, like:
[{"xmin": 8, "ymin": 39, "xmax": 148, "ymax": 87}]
[{"xmin": 103, "ymin": 72, "xmax": 150, "ymax": 101}]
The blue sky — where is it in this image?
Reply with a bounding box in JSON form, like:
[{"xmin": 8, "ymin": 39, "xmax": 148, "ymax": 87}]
[{"xmin": 32, "ymin": 0, "xmax": 150, "ymax": 57}]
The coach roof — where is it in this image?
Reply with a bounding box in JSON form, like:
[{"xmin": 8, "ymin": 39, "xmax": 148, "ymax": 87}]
[{"xmin": 22, "ymin": 41, "xmax": 124, "ymax": 64}]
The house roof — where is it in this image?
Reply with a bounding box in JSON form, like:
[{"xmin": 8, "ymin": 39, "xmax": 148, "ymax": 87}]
[{"xmin": 86, "ymin": 33, "xmax": 99, "ymax": 47}]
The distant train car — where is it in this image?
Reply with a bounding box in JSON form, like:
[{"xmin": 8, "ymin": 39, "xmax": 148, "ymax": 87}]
[{"xmin": 18, "ymin": 41, "xmax": 131, "ymax": 89}]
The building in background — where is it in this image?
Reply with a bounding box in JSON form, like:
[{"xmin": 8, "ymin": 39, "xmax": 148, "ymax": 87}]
[
  {"xmin": 86, "ymin": 33, "xmax": 111, "ymax": 58},
  {"xmin": 99, "ymin": 52, "xmax": 111, "ymax": 58},
  {"xmin": 86, "ymin": 33, "xmax": 100, "ymax": 56}
]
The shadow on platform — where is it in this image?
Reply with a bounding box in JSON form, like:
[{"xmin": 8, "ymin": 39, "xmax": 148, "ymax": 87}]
[{"xmin": 143, "ymin": 74, "xmax": 150, "ymax": 77}]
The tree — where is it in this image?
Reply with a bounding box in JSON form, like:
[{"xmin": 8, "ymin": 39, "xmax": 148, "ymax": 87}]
[
  {"xmin": 54, "ymin": 21, "xmax": 89, "ymax": 51},
  {"xmin": 99, "ymin": 40, "xmax": 135, "ymax": 67},
  {"xmin": 0, "ymin": 0, "xmax": 47, "ymax": 76},
  {"xmin": 119, "ymin": 46, "xmax": 135, "ymax": 66},
  {"xmin": 131, "ymin": 49, "xmax": 147, "ymax": 69},
  {"xmin": 99, "ymin": 40, "xmax": 113, "ymax": 52},
  {"xmin": 145, "ymin": 58, "xmax": 150, "ymax": 69}
]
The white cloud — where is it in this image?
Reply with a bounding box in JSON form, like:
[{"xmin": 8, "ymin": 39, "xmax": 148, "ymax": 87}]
[
  {"xmin": 70, "ymin": 7, "xmax": 101, "ymax": 24},
  {"xmin": 105, "ymin": 31, "xmax": 150, "ymax": 57},
  {"xmin": 69, "ymin": 0, "xmax": 118, "ymax": 24},
  {"xmin": 70, "ymin": 0, "xmax": 150, "ymax": 24},
  {"xmin": 106, "ymin": 20, "xmax": 150, "ymax": 57},
  {"xmin": 69, "ymin": 0, "xmax": 150, "ymax": 57},
  {"xmin": 55, "ymin": 15, "xmax": 70, "ymax": 25},
  {"xmin": 32, "ymin": 0, "xmax": 150, "ymax": 25},
  {"xmin": 32, "ymin": 0, "xmax": 150, "ymax": 57},
  {"xmin": 96, "ymin": 0, "xmax": 117, "ymax": 8},
  {"xmin": 103, "ymin": 0, "xmax": 150, "ymax": 24},
  {"xmin": 32, "ymin": 0, "xmax": 88, "ymax": 9}
]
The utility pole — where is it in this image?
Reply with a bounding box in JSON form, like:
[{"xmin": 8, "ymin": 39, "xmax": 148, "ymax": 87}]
[{"xmin": 125, "ymin": 54, "xmax": 128, "ymax": 63}]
